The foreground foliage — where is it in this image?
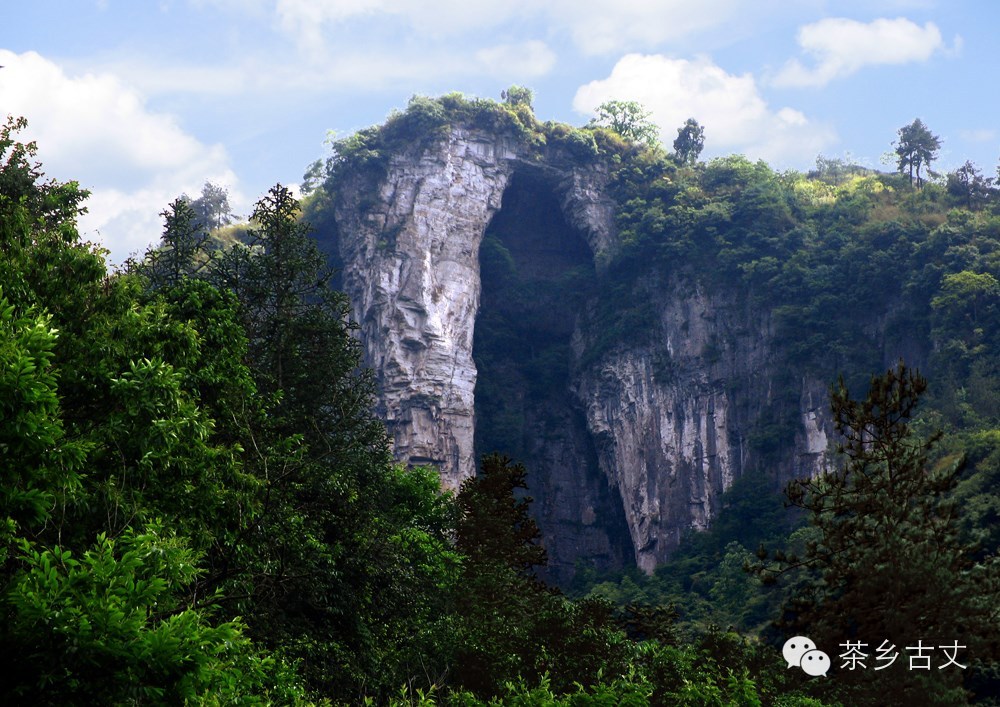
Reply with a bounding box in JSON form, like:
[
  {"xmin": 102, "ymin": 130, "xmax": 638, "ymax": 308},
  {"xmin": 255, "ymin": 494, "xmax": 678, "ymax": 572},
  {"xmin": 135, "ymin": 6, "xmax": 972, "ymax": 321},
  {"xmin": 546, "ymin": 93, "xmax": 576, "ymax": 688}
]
[{"xmin": 6, "ymin": 90, "xmax": 1000, "ymax": 703}]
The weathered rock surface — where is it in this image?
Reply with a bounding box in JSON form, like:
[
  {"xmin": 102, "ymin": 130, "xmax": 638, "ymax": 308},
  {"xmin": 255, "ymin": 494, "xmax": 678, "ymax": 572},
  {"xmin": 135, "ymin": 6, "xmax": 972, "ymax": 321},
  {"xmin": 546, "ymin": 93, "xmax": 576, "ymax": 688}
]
[
  {"xmin": 329, "ymin": 124, "xmax": 836, "ymax": 578},
  {"xmin": 573, "ymin": 284, "xmax": 831, "ymax": 571},
  {"xmin": 333, "ymin": 128, "xmax": 617, "ymax": 491},
  {"xmin": 334, "ymin": 129, "xmax": 516, "ymax": 489}
]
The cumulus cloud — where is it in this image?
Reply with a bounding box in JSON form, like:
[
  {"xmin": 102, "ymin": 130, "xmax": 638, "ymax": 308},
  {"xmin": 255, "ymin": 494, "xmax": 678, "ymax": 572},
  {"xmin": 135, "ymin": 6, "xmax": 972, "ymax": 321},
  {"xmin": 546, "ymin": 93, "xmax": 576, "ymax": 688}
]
[
  {"xmin": 270, "ymin": 0, "xmax": 743, "ymax": 58},
  {"xmin": 772, "ymin": 17, "xmax": 950, "ymax": 88},
  {"xmin": 574, "ymin": 54, "xmax": 835, "ymax": 166},
  {"xmin": 0, "ymin": 49, "xmax": 241, "ymax": 264}
]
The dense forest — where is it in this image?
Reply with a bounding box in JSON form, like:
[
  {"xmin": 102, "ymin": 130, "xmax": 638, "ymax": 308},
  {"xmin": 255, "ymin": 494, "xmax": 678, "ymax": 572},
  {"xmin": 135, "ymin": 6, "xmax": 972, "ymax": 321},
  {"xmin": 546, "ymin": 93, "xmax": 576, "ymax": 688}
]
[{"xmin": 2, "ymin": 85, "xmax": 1000, "ymax": 704}]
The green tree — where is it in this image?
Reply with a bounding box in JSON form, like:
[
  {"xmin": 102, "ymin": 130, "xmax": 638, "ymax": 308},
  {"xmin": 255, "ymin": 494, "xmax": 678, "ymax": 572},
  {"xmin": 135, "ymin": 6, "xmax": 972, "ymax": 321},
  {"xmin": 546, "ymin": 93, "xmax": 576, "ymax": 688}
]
[
  {"xmin": 300, "ymin": 157, "xmax": 325, "ymax": 196},
  {"xmin": 208, "ymin": 184, "xmax": 384, "ymax": 452},
  {"xmin": 932, "ymin": 269, "xmax": 999, "ymax": 361},
  {"xmin": 762, "ymin": 363, "xmax": 1000, "ymax": 705},
  {"xmin": 501, "ymin": 85, "xmax": 534, "ymax": 110},
  {"xmin": 450, "ymin": 457, "xmax": 613, "ymax": 693},
  {"xmin": 932, "ymin": 270, "xmax": 999, "ymax": 336},
  {"xmin": 946, "ymin": 160, "xmax": 993, "ymax": 210},
  {"xmin": 133, "ymin": 197, "xmax": 211, "ymax": 288},
  {"xmin": 206, "ymin": 184, "xmax": 466, "ymax": 698},
  {"xmin": 2, "ymin": 119, "xmax": 465, "ymax": 703},
  {"xmin": 188, "ymin": 180, "xmax": 234, "ymax": 230},
  {"xmin": 0, "ymin": 117, "xmax": 305, "ymax": 704},
  {"xmin": 4, "ymin": 527, "xmax": 302, "ymax": 704},
  {"xmin": 456, "ymin": 454, "xmax": 547, "ymax": 576},
  {"xmin": 452, "ymin": 455, "xmax": 548, "ymax": 694},
  {"xmin": 0, "ymin": 293, "xmax": 85, "ymax": 562},
  {"xmin": 673, "ymin": 117, "xmax": 705, "ymax": 166},
  {"xmin": 589, "ymin": 100, "xmax": 660, "ymax": 148},
  {"xmin": 451, "ymin": 455, "xmax": 635, "ymax": 697},
  {"xmin": 894, "ymin": 118, "xmax": 941, "ymax": 187}
]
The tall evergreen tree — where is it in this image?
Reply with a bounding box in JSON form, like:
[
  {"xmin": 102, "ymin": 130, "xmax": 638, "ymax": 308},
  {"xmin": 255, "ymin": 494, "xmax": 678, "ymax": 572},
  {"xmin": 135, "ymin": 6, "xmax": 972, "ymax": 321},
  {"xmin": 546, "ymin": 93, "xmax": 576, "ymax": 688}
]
[
  {"xmin": 895, "ymin": 118, "xmax": 941, "ymax": 187},
  {"xmin": 204, "ymin": 184, "xmax": 464, "ymax": 697},
  {"xmin": 673, "ymin": 117, "xmax": 705, "ymax": 166},
  {"xmin": 133, "ymin": 197, "xmax": 211, "ymax": 288},
  {"xmin": 452, "ymin": 454, "xmax": 550, "ymax": 694},
  {"xmin": 761, "ymin": 362, "xmax": 1000, "ymax": 705}
]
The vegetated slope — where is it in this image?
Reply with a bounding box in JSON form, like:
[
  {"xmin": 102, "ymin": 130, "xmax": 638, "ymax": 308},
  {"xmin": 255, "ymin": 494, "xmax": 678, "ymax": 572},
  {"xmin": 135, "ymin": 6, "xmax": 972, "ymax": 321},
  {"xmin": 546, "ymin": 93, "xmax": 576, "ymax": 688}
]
[
  {"xmin": 304, "ymin": 92, "xmax": 1000, "ymax": 589},
  {"xmin": 5, "ymin": 89, "xmax": 999, "ymax": 703}
]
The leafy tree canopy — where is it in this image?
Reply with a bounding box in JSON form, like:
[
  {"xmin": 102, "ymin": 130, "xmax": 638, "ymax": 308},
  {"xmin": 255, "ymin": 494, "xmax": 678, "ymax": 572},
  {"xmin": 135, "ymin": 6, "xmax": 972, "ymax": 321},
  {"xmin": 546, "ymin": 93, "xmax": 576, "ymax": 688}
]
[
  {"xmin": 588, "ymin": 99, "xmax": 660, "ymax": 148},
  {"xmin": 672, "ymin": 117, "xmax": 705, "ymax": 166},
  {"xmin": 895, "ymin": 118, "xmax": 941, "ymax": 187}
]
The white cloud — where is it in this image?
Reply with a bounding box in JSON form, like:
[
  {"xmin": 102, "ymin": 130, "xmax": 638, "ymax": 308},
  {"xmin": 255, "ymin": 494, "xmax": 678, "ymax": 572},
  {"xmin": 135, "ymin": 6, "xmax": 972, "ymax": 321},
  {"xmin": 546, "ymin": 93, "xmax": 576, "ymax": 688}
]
[
  {"xmin": 84, "ymin": 61, "xmax": 252, "ymax": 96},
  {"xmin": 772, "ymin": 17, "xmax": 949, "ymax": 88},
  {"xmin": 268, "ymin": 0, "xmax": 744, "ymax": 58},
  {"xmin": 89, "ymin": 43, "xmax": 551, "ymax": 101},
  {"xmin": 180, "ymin": 0, "xmax": 768, "ymax": 93},
  {"xmin": 548, "ymin": 0, "xmax": 744, "ymax": 55},
  {"xmin": 574, "ymin": 54, "xmax": 835, "ymax": 166},
  {"xmin": 0, "ymin": 50, "xmax": 242, "ymax": 265},
  {"xmin": 476, "ymin": 41, "xmax": 556, "ymax": 79},
  {"xmin": 273, "ymin": 0, "xmax": 539, "ymax": 59}
]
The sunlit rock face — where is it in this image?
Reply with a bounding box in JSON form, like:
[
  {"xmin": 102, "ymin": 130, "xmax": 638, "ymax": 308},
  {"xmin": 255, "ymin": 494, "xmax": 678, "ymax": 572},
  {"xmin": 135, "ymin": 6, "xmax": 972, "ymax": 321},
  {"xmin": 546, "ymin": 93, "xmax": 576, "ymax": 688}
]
[
  {"xmin": 333, "ymin": 127, "xmax": 617, "ymax": 491},
  {"xmin": 334, "ymin": 129, "xmax": 515, "ymax": 490},
  {"xmin": 329, "ymin": 124, "xmax": 834, "ymax": 580},
  {"xmin": 573, "ymin": 284, "xmax": 832, "ymax": 572}
]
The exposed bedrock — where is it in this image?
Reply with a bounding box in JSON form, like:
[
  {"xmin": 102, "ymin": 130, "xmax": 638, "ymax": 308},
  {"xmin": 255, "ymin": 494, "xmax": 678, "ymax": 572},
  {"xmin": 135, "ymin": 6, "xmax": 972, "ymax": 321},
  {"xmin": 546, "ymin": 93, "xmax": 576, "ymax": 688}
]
[
  {"xmin": 330, "ymin": 125, "xmax": 835, "ymax": 578},
  {"xmin": 333, "ymin": 128, "xmax": 616, "ymax": 491},
  {"xmin": 573, "ymin": 285, "xmax": 832, "ymax": 571}
]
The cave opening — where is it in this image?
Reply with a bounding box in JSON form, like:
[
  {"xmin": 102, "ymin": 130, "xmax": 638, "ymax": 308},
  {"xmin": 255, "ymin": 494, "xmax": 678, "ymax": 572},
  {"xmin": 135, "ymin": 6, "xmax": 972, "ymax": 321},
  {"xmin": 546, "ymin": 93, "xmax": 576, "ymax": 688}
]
[{"xmin": 473, "ymin": 168, "xmax": 634, "ymax": 586}]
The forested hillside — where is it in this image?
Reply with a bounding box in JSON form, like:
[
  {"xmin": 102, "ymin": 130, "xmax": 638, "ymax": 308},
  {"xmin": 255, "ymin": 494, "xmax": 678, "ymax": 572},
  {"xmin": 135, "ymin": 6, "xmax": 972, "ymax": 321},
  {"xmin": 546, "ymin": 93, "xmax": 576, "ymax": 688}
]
[{"xmin": 3, "ymin": 86, "xmax": 1000, "ymax": 705}]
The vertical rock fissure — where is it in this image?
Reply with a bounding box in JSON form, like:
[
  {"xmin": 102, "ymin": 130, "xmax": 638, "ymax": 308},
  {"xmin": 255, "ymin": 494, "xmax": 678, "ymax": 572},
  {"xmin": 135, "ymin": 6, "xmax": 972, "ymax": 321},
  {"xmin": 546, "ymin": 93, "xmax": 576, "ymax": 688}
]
[{"xmin": 473, "ymin": 169, "xmax": 633, "ymax": 585}]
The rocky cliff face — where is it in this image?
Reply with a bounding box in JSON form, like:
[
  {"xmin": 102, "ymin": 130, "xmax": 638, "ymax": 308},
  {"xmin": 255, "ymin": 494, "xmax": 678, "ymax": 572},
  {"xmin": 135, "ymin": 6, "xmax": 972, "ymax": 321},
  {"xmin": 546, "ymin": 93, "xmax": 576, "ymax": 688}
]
[
  {"xmin": 573, "ymin": 285, "xmax": 830, "ymax": 572},
  {"xmin": 328, "ymin": 124, "xmax": 834, "ymax": 579},
  {"xmin": 333, "ymin": 129, "xmax": 516, "ymax": 489},
  {"xmin": 333, "ymin": 128, "xmax": 617, "ymax": 491}
]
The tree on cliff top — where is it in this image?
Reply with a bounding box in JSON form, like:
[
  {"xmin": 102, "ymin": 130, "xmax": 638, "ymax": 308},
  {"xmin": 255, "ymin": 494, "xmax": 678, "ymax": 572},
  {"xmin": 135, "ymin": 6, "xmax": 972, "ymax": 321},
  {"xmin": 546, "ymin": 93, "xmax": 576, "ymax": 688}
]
[
  {"xmin": 895, "ymin": 118, "xmax": 941, "ymax": 187},
  {"xmin": 589, "ymin": 100, "xmax": 660, "ymax": 148},
  {"xmin": 673, "ymin": 117, "xmax": 705, "ymax": 166},
  {"xmin": 502, "ymin": 85, "xmax": 534, "ymax": 110}
]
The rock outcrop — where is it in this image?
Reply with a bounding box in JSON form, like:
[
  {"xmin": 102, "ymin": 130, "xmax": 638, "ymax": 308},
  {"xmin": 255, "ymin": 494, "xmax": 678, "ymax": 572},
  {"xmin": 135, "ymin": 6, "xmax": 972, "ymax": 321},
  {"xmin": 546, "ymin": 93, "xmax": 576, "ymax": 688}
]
[
  {"xmin": 328, "ymin": 124, "xmax": 835, "ymax": 579},
  {"xmin": 334, "ymin": 130, "xmax": 516, "ymax": 489},
  {"xmin": 333, "ymin": 128, "xmax": 617, "ymax": 491},
  {"xmin": 573, "ymin": 284, "xmax": 831, "ymax": 572}
]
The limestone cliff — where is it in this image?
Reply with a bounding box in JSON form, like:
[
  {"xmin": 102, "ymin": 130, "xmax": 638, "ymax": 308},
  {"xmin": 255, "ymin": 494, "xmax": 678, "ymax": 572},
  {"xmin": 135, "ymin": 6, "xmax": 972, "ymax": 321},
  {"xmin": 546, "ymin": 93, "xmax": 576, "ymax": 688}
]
[
  {"xmin": 325, "ymin": 122, "xmax": 836, "ymax": 580},
  {"xmin": 333, "ymin": 129, "xmax": 506, "ymax": 489},
  {"xmin": 573, "ymin": 284, "xmax": 830, "ymax": 572},
  {"xmin": 332, "ymin": 127, "xmax": 616, "ymax": 490}
]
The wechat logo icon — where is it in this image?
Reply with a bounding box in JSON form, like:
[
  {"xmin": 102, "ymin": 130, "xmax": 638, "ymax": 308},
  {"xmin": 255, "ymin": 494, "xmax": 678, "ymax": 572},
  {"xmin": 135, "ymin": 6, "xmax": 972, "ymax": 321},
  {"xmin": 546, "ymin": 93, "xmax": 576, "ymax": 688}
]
[{"xmin": 783, "ymin": 636, "xmax": 830, "ymax": 677}]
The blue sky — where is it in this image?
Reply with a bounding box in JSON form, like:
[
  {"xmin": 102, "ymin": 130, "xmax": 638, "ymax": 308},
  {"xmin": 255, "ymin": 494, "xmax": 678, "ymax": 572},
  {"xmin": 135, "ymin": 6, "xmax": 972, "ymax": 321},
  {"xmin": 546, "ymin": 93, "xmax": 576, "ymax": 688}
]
[{"xmin": 3, "ymin": 1, "xmax": 998, "ymax": 264}]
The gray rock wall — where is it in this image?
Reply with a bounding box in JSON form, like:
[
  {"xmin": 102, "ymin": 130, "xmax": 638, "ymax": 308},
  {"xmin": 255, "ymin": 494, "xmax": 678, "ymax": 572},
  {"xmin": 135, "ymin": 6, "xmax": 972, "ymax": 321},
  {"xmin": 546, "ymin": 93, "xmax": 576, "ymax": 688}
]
[
  {"xmin": 573, "ymin": 285, "xmax": 831, "ymax": 571},
  {"xmin": 331, "ymin": 125, "xmax": 834, "ymax": 576},
  {"xmin": 334, "ymin": 129, "xmax": 518, "ymax": 489}
]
